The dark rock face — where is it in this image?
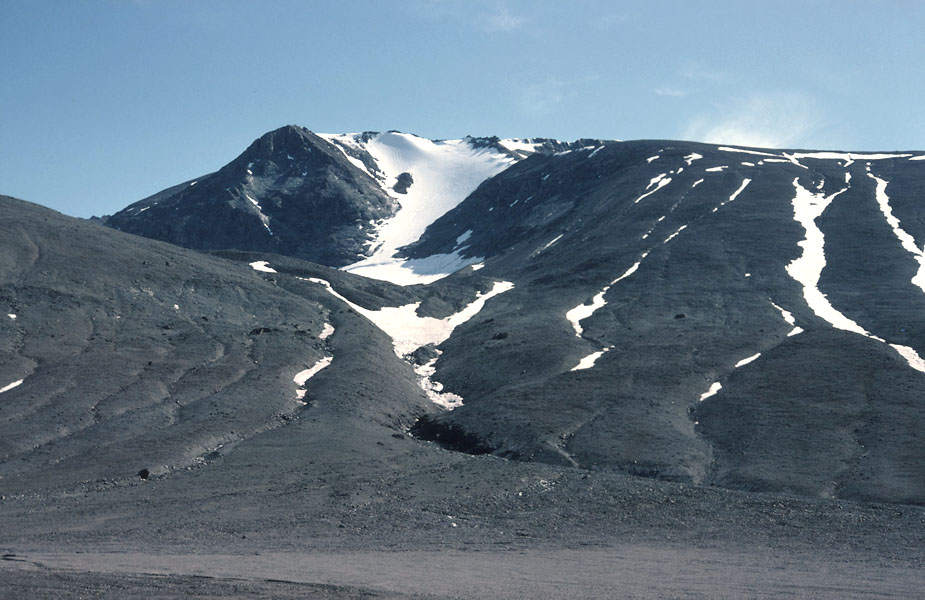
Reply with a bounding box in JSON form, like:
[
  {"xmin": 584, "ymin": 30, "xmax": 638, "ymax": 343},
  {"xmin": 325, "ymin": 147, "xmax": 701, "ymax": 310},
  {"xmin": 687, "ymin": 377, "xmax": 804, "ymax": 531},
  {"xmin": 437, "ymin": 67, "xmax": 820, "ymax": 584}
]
[{"xmin": 105, "ymin": 126, "xmax": 397, "ymax": 267}]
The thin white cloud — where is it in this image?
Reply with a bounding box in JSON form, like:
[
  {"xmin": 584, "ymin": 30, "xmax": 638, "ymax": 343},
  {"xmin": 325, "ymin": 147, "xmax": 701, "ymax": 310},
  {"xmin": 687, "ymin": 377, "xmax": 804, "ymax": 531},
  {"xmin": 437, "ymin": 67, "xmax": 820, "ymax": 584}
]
[
  {"xmin": 518, "ymin": 76, "xmax": 565, "ymax": 118},
  {"xmin": 654, "ymin": 86, "xmax": 689, "ymax": 98},
  {"xmin": 682, "ymin": 92, "xmax": 822, "ymax": 150},
  {"xmin": 478, "ymin": 5, "xmax": 527, "ymax": 32}
]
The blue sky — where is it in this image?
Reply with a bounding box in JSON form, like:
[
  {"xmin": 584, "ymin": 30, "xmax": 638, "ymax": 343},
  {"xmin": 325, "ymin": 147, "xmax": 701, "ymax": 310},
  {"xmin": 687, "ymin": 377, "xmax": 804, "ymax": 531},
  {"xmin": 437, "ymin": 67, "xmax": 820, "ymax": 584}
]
[{"xmin": 2, "ymin": 0, "xmax": 923, "ymax": 218}]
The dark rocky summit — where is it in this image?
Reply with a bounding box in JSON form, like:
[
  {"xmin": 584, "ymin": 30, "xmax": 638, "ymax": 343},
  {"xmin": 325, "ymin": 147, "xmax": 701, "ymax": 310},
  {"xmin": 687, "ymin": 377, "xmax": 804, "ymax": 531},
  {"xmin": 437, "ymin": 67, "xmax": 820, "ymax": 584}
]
[{"xmin": 106, "ymin": 125, "xmax": 397, "ymax": 267}]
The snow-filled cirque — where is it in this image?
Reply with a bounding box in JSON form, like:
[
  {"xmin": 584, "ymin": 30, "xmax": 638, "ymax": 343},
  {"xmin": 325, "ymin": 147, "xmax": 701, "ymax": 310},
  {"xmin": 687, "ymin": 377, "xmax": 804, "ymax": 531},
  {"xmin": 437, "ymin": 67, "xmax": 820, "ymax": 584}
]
[{"xmin": 320, "ymin": 132, "xmax": 517, "ymax": 285}]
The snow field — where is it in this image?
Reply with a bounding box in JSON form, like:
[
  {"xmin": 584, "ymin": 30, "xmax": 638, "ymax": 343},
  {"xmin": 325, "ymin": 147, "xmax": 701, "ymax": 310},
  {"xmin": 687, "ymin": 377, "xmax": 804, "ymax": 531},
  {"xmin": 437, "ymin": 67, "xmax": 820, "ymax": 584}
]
[
  {"xmin": 306, "ymin": 276, "xmax": 513, "ymax": 408},
  {"xmin": 321, "ymin": 132, "xmax": 515, "ymax": 285}
]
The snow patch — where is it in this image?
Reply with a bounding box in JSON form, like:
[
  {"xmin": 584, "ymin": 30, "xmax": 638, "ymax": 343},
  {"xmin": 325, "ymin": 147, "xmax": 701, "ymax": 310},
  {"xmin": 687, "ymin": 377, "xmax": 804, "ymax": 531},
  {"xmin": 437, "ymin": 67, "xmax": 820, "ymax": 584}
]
[
  {"xmin": 785, "ymin": 178, "xmax": 871, "ymax": 336},
  {"xmin": 910, "ymin": 155, "xmax": 925, "ymax": 161},
  {"xmin": 249, "ymin": 261, "xmax": 277, "ymax": 273},
  {"xmin": 321, "ymin": 132, "xmax": 515, "ymax": 285},
  {"xmin": 663, "ymin": 224, "xmax": 687, "ymax": 244},
  {"xmin": 705, "ymin": 166, "xmax": 727, "ymax": 173},
  {"xmin": 319, "ymin": 323, "xmax": 335, "ymax": 340},
  {"xmin": 566, "ymin": 253, "xmax": 649, "ymax": 337},
  {"xmin": 712, "ymin": 178, "xmax": 751, "ymax": 213},
  {"xmin": 0, "ymin": 379, "xmax": 24, "ymax": 394},
  {"xmin": 635, "ymin": 174, "xmax": 671, "ymax": 204},
  {"xmin": 717, "ymin": 146, "xmax": 781, "ymax": 158},
  {"xmin": 306, "ymin": 277, "xmax": 513, "ymax": 408},
  {"xmin": 684, "ymin": 153, "xmax": 703, "ymax": 166},
  {"xmin": 889, "ymin": 344, "xmax": 925, "ymax": 373},
  {"xmin": 571, "ymin": 348, "xmax": 609, "ymax": 371},
  {"xmin": 692, "ymin": 178, "xmax": 704, "ymax": 188},
  {"xmin": 293, "ymin": 356, "xmax": 333, "ymax": 387},
  {"xmin": 700, "ymin": 381, "xmax": 722, "ymax": 401},
  {"xmin": 646, "ymin": 155, "xmax": 660, "ymax": 163},
  {"xmin": 734, "ymin": 353, "xmax": 761, "ymax": 368},
  {"xmin": 7, "ymin": 313, "xmax": 16, "ymax": 320},
  {"xmin": 867, "ymin": 168, "xmax": 925, "ymax": 294}
]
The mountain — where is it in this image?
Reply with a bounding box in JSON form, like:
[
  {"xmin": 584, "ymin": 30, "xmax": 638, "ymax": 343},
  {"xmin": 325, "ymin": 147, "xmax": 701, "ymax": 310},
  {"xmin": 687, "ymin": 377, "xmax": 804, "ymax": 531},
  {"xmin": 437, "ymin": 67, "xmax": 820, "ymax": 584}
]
[
  {"xmin": 104, "ymin": 129, "xmax": 925, "ymax": 505},
  {"xmin": 105, "ymin": 126, "xmax": 583, "ymax": 272},
  {"xmin": 4, "ymin": 129, "xmax": 925, "ymax": 597}
]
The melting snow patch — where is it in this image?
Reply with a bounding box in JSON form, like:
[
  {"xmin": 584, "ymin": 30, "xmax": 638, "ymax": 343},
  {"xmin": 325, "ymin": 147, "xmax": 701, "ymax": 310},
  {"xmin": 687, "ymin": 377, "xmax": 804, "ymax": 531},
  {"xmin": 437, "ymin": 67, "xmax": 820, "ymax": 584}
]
[
  {"xmin": 717, "ymin": 146, "xmax": 781, "ymax": 158},
  {"xmin": 294, "ymin": 356, "xmax": 333, "ymax": 387},
  {"xmin": 306, "ymin": 277, "xmax": 513, "ymax": 407},
  {"xmin": 663, "ymin": 225, "xmax": 687, "ymax": 244},
  {"xmin": 7, "ymin": 313, "xmax": 15, "ymax": 320},
  {"xmin": 684, "ymin": 153, "xmax": 703, "ymax": 166},
  {"xmin": 705, "ymin": 166, "xmax": 727, "ymax": 173},
  {"xmin": 646, "ymin": 155, "xmax": 660, "ymax": 163},
  {"xmin": 734, "ymin": 353, "xmax": 761, "ymax": 368},
  {"xmin": 470, "ymin": 263, "xmax": 485, "ymax": 271},
  {"xmin": 571, "ymin": 348, "xmax": 609, "ymax": 371},
  {"xmin": 712, "ymin": 178, "xmax": 752, "ymax": 213},
  {"xmin": 328, "ymin": 132, "xmax": 515, "ymax": 285},
  {"xmin": 867, "ymin": 168, "xmax": 925, "ymax": 294},
  {"xmin": 785, "ymin": 178, "xmax": 871, "ymax": 336},
  {"xmin": 588, "ymin": 145, "xmax": 604, "ymax": 158},
  {"xmin": 692, "ymin": 178, "xmax": 704, "ymax": 188},
  {"xmin": 249, "ymin": 261, "xmax": 277, "ymax": 273},
  {"xmin": 635, "ymin": 174, "xmax": 671, "ymax": 204},
  {"xmin": 700, "ymin": 381, "xmax": 722, "ymax": 401},
  {"xmin": 910, "ymin": 156, "xmax": 925, "ymax": 161},
  {"xmin": 741, "ymin": 161, "xmax": 755, "ymax": 167},
  {"xmin": 889, "ymin": 344, "xmax": 925, "ymax": 373},
  {"xmin": 566, "ymin": 253, "xmax": 649, "ymax": 337},
  {"xmin": 0, "ymin": 379, "xmax": 24, "ymax": 394},
  {"xmin": 319, "ymin": 323, "xmax": 335, "ymax": 340},
  {"xmin": 535, "ymin": 234, "xmax": 564, "ymax": 255}
]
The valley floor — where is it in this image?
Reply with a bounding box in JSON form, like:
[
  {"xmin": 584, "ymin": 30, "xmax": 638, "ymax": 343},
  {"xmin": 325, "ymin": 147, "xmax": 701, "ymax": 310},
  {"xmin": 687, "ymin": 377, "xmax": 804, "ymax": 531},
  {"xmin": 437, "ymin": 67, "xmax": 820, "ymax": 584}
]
[{"xmin": 3, "ymin": 543, "xmax": 923, "ymax": 599}]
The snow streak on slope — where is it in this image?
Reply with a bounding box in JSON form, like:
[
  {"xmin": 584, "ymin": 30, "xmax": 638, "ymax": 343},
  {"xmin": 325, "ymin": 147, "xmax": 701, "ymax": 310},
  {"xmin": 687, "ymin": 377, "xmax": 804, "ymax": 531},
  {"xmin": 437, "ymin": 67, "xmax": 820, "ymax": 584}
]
[
  {"xmin": 785, "ymin": 178, "xmax": 871, "ymax": 335},
  {"xmin": 867, "ymin": 166, "xmax": 925, "ymax": 294},
  {"xmin": 785, "ymin": 178, "xmax": 925, "ymax": 372},
  {"xmin": 571, "ymin": 348, "xmax": 609, "ymax": 371},
  {"xmin": 566, "ymin": 253, "xmax": 649, "ymax": 338},
  {"xmin": 249, "ymin": 261, "xmax": 277, "ymax": 273},
  {"xmin": 635, "ymin": 174, "xmax": 671, "ymax": 204},
  {"xmin": 712, "ymin": 178, "xmax": 751, "ymax": 213},
  {"xmin": 294, "ymin": 356, "xmax": 333, "ymax": 402},
  {"xmin": 320, "ymin": 132, "xmax": 515, "ymax": 285},
  {"xmin": 304, "ymin": 275, "xmax": 513, "ymax": 407},
  {"xmin": 0, "ymin": 379, "xmax": 24, "ymax": 394}
]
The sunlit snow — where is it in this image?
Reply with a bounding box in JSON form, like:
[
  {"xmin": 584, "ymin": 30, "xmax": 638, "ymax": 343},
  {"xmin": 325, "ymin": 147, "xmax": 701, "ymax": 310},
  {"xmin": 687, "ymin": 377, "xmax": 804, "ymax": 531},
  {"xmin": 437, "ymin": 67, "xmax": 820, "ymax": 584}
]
[
  {"xmin": 734, "ymin": 353, "xmax": 761, "ymax": 368},
  {"xmin": 867, "ymin": 168, "xmax": 925, "ymax": 294},
  {"xmin": 319, "ymin": 322, "xmax": 335, "ymax": 340},
  {"xmin": 249, "ymin": 261, "xmax": 277, "ymax": 273},
  {"xmin": 634, "ymin": 174, "xmax": 671, "ymax": 204},
  {"xmin": 684, "ymin": 153, "xmax": 703, "ymax": 166},
  {"xmin": 571, "ymin": 348, "xmax": 609, "ymax": 371},
  {"xmin": 717, "ymin": 146, "xmax": 781, "ymax": 158},
  {"xmin": 320, "ymin": 132, "xmax": 515, "ymax": 285},
  {"xmin": 705, "ymin": 166, "xmax": 727, "ymax": 173},
  {"xmin": 712, "ymin": 178, "xmax": 751, "ymax": 213},
  {"xmin": 0, "ymin": 379, "xmax": 24, "ymax": 394},
  {"xmin": 699, "ymin": 381, "xmax": 722, "ymax": 401},
  {"xmin": 7, "ymin": 313, "xmax": 15, "ymax": 320},
  {"xmin": 566, "ymin": 253, "xmax": 649, "ymax": 337},
  {"xmin": 306, "ymin": 277, "xmax": 513, "ymax": 407},
  {"xmin": 785, "ymin": 178, "xmax": 871, "ymax": 336},
  {"xmin": 293, "ymin": 356, "xmax": 333, "ymax": 387}
]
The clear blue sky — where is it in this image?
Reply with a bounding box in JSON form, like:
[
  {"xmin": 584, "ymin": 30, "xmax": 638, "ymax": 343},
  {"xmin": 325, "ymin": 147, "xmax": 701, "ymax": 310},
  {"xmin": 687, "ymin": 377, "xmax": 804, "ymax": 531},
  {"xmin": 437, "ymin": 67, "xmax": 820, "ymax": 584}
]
[{"xmin": 2, "ymin": 0, "xmax": 923, "ymax": 218}]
